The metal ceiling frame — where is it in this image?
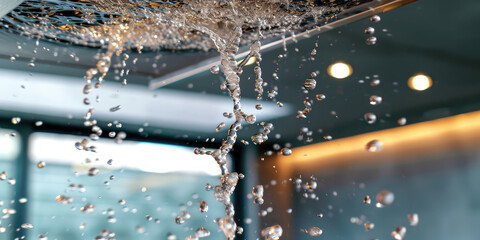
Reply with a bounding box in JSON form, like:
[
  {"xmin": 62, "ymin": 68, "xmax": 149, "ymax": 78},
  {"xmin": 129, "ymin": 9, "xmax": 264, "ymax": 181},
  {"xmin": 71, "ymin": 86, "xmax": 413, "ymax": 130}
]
[{"xmin": 148, "ymin": 0, "xmax": 417, "ymax": 90}]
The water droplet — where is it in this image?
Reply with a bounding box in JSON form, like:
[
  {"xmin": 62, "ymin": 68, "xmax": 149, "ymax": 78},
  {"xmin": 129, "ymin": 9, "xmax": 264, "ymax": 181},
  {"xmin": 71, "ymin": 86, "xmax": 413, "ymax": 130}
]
[
  {"xmin": 195, "ymin": 227, "xmax": 210, "ymax": 237},
  {"xmin": 364, "ymin": 27, "xmax": 375, "ymax": 34},
  {"xmin": 0, "ymin": 226, "xmax": 5, "ymax": 233},
  {"xmin": 210, "ymin": 65, "xmax": 220, "ymax": 74},
  {"xmin": 10, "ymin": 56, "xmax": 16, "ymax": 62},
  {"xmin": 27, "ymin": 62, "xmax": 35, "ymax": 68},
  {"xmin": 21, "ymin": 223, "xmax": 33, "ymax": 229},
  {"xmin": 35, "ymin": 121, "xmax": 43, "ymax": 127},
  {"xmin": 56, "ymin": 195, "xmax": 73, "ymax": 204},
  {"xmin": 107, "ymin": 216, "xmax": 117, "ymax": 223},
  {"xmin": 370, "ymin": 78, "xmax": 380, "ymax": 86},
  {"xmin": 281, "ymin": 148, "xmax": 292, "ymax": 156},
  {"xmin": 261, "ymin": 224, "xmax": 283, "ymax": 240},
  {"xmin": 376, "ymin": 190, "xmax": 394, "ymax": 207},
  {"xmin": 216, "ymin": 122, "xmax": 226, "ymax": 132},
  {"xmin": 0, "ymin": 171, "xmax": 7, "ymax": 181},
  {"xmin": 110, "ymin": 105, "xmax": 122, "ymax": 112},
  {"xmin": 205, "ymin": 183, "xmax": 212, "ymax": 191},
  {"xmin": 315, "ymin": 94, "xmax": 326, "ymax": 101},
  {"xmin": 166, "ymin": 232, "xmax": 177, "ymax": 240},
  {"xmin": 37, "ymin": 161, "xmax": 46, "ymax": 168},
  {"xmin": 363, "ymin": 195, "xmax": 371, "ymax": 205},
  {"xmin": 304, "ymin": 78, "xmax": 317, "ymax": 90},
  {"xmin": 255, "ymin": 104, "xmax": 263, "ymax": 110},
  {"xmin": 408, "ymin": 213, "xmax": 419, "ymax": 226},
  {"xmin": 370, "ymin": 15, "xmax": 381, "ymax": 22},
  {"xmin": 7, "ymin": 178, "xmax": 16, "ymax": 185},
  {"xmin": 305, "ymin": 227, "xmax": 322, "ymax": 236},
  {"xmin": 80, "ymin": 203, "xmax": 95, "ymax": 213},
  {"xmin": 19, "ymin": 198, "xmax": 28, "ymax": 203},
  {"xmin": 364, "ymin": 113, "xmax": 377, "ymax": 124},
  {"xmin": 38, "ymin": 233, "xmax": 48, "ymax": 240},
  {"xmin": 11, "ymin": 117, "xmax": 21, "ymax": 124},
  {"xmin": 88, "ymin": 168, "xmax": 99, "ymax": 176},
  {"xmin": 398, "ymin": 117, "xmax": 407, "ymax": 126},
  {"xmin": 391, "ymin": 225, "xmax": 406, "ymax": 240},
  {"xmin": 200, "ymin": 201, "xmax": 208, "ymax": 213},
  {"xmin": 366, "ymin": 140, "xmax": 382, "ymax": 152},
  {"xmin": 364, "ymin": 222, "xmax": 375, "ymax": 231},
  {"xmin": 366, "ymin": 36, "xmax": 377, "ymax": 45},
  {"xmin": 119, "ymin": 199, "xmax": 126, "ymax": 205},
  {"xmin": 252, "ymin": 185, "xmax": 264, "ymax": 205},
  {"xmin": 175, "ymin": 216, "xmax": 185, "ymax": 224},
  {"xmin": 369, "ymin": 95, "xmax": 382, "ymax": 105},
  {"xmin": 136, "ymin": 226, "xmax": 145, "ymax": 234}
]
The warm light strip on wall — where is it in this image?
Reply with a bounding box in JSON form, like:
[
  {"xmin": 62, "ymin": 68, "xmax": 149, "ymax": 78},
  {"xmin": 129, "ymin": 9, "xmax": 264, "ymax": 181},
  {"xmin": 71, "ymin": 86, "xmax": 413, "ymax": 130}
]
[{"xmin": 275, "ymin": 111, "xmax": 480, "ymax": 171}]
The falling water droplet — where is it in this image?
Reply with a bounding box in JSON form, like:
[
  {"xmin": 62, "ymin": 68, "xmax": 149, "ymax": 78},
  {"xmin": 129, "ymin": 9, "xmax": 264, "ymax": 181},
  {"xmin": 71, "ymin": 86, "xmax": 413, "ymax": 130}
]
[
  {"xmin": 366, "ymin": 36, "xmax": 377, "ymax": 45},
  {"xmin": 370, "ymin": 78, "xmax": 380, "ymax": 86},
  {"xmin": 281, "ymin": 148, "xmax": 292, "ymax": 156},
  {"xmin": 216, "ymin": 122, "xmax": 226, "ymax": 132},
  {"xmin": 376, "ymin": 190, "xmax": 395, "ymax": 207},
  {"xmin": 21, "ymin": 223, "xmax": 33, "ymax": 229},
  {"xmin": 398, "ymin": 117, "xmax": 407, "ymax": 126},
  {"xmin": 110, "ymin": 105, "xmax": 122, "ymax": 112},
  {"xmin": 305, "ymin": 227, "xmax": 323, "ymax": 236},
  {"xmin": 364, "ymin": 113, "xmax": 377, "ymax": 124},
  {"xmin": 370, "ymin": 15, "xmax": 381, "ymax": 22},
  {"xmin": 408, "ymin": 213, "xmax": 419, "ymax": 226},
  {"xmin": 200, "ymin": 201, "xmax": 208, "ymax": 213},
  {"xmin": 364, "ymin": 222, "xmax": 375, "ymax": 231},
  {"xmin": 364, "ymin": 27, "xmax": 375, "ymax": 34},
  {"xmin": 363, "ymin": 195, "xmax": 371, "ymax": 205},
  {"xmin": 88, "ymin": 168, "xmax": 99, "ymax": 176},
  {"xmin": 369, "ymin": 95, "xmax": 382, "ymax": 105},
  {"xmin": 261, "ymin": 225, "xmax": 283, "ymax": 240},
  {"xmin": 0, "ymin": 171, "xmax": 7, "ymax": 181},
  {"xmin": 366, "ymin": 140, "xmax": 382, "ymax": 152},
  {"xmin": 37, "ymin": 161, "xmax": 46, "ymax": 168},
  {"xmin": 175, "ymin": 216, "xmax": 185, "ymax": 224},
  {"xmin": 210, "ymin": 65, "xmax": 220, "ymax": 74},
  {"xmin": 304, "ymin": 78, "xmax": 317, "ymax": 90},
  {"xmin": 391, "ymin": 225, "xmax": 406, "ymax": 240},
  {"xmin": 252, "ymin": 185, "xmax": 264, "ymax": 205},
  {"xmin": 195, "ymin": 227, "xmax": 211, "ymax": 237},
  {"xmin": 7, "ymin": 178, "xmax": 16, "ymax": 185},
  {"xmin": 11, "ymin": 117, "xmax": 21, "ymax": 124},
  {"xmin": 255, "ymin": 104, "xmax": 263, "ymax": 110},
  {"xmin": 167, "ymin": 232, "xmax": 177, "ymax": 240},
  {"xmin": 316, "ymin": 94, "xmax": 326, "ymax": 101},
  {"xmin": 35, "ymin": 121, "xmax": 43, "ymax": 127}
]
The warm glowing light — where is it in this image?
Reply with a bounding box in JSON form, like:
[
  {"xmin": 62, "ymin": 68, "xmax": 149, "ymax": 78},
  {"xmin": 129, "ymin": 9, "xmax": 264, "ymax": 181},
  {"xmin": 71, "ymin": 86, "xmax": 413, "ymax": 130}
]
[
  {"xmin": 408, "ymin": 74, "xmax": 432, "ymax": 91},
  {"xmin": 275, "ymin": 110, "xmax": 480, "ymax": 172},
  {"xmin": 327, "ymin": 62, "xmax": 353, "ymax": 79}
]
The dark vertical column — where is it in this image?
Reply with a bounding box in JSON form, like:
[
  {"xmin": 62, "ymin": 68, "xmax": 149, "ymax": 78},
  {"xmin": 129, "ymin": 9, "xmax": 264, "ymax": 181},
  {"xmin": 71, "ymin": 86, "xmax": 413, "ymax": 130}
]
[
  {"xmin": 13, "ymin": 125, "xmax": 31, "ymax": 240},
  {"xmin": 232, "ymin": 144, "xmax": 260, "ymax": 240}
]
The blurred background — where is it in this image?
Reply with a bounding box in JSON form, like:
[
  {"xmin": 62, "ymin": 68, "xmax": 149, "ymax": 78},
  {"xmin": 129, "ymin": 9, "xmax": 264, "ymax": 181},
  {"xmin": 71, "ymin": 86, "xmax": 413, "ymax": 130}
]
[{"xmin": 0, "ymin": 0, "xmax": 479, "ymax": 239}]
